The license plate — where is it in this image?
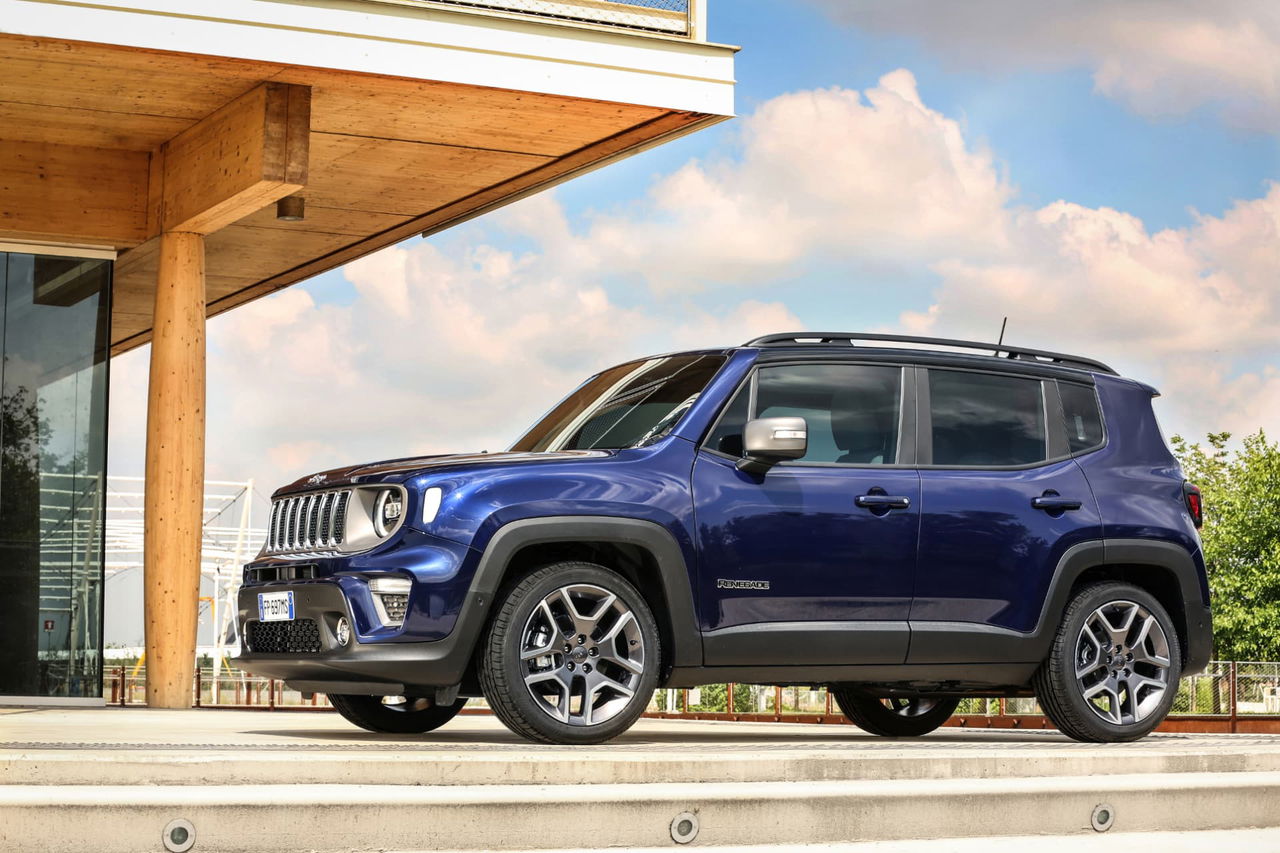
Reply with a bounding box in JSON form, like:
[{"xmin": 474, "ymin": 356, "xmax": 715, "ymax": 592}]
[{"xmin": 258, "ymin": 591, "xmax": 295, "ymax": 622}]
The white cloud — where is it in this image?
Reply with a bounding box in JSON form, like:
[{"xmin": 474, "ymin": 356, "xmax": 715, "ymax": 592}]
[{"xmin": 807, "ymin": 0, "xmax": 1280, "ymax": 130}]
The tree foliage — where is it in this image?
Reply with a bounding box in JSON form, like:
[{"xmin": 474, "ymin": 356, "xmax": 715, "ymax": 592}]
[{"xmin": 1171, "ymin": 430, "xmax": 1280, "ymax": 661}]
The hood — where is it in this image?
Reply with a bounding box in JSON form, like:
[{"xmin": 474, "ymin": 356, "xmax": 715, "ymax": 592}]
[{"xmin": 275, "ymin": 450, "xmax": 613, "ymax": 495}]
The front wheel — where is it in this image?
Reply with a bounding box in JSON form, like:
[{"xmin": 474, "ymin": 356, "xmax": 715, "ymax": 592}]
[
  {"xmin": 479, "ymin": 562, "xmax": 661, "ymax": 745},
  {"xmin": 327, "ymin": 693, "xmax": 468, "ymax": 734},
  {"xmin": 1033, "ymin": 581, "xmax": 1181, "ymax": 743},
  {"xmin": 831, "ymin": 689, "xmax": 960, "ymax": 737}
]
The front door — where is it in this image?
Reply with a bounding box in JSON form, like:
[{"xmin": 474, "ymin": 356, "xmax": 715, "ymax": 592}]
[{"xmin": 691, "ymin": 362, "xmax": 920, "ymax": 666}]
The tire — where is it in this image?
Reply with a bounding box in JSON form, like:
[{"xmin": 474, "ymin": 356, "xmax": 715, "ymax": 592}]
[
  {"xmin": 479, "ymin": 561, "xmax": 661, "ymax": 745},
  {"xmin": 327, "ymin": 693, "xmax": 468, "ymax": 734},
  {"xmin": 830, "ymin": 689, "xmax": 961, "ymax": 737},
  {"xmin": 1033, "ymin": 581, "xmax": 1182, "ymax": 743}
]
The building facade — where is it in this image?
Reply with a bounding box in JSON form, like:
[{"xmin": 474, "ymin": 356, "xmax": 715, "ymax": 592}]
[{"xmin": 0, "ymin": 0, "xmax": 734, "ymax": 705}]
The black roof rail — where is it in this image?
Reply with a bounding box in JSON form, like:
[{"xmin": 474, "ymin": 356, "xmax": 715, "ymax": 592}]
[{"xmin": 743, "ymin": 332, "xmax": 1117, "ymax": 375}]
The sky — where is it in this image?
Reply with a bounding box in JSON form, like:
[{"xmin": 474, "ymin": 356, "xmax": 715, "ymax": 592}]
[{"xmin": 106, "ymin": 0, "xmax": 1280, "ymax": 536}]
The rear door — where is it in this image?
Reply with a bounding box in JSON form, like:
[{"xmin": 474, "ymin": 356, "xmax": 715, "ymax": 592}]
[
  {"xmin": 908, "ymin": 367, "xmax": 1103, "ymax": 661},
  {"xmin": 691, "ymin": 361, "xmax": 920, "ymax": 666}
]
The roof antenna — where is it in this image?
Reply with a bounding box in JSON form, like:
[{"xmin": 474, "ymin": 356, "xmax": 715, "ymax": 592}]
[{"xmin": 995, "ymin": 316, "xmax": 1008, "ymax": 355}]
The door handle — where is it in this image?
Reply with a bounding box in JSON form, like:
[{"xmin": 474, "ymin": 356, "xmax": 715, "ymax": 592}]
[
  {"xmin": 855, "ymin": 494, "xmax": 911, "ymax": 510},
  {"xmin": 1031, "ymin": 496, "xmax": 1082, "ymax": 512}
]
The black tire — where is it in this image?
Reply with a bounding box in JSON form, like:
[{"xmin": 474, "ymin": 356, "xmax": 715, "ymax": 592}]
[
  {"xmin": 1033, "ymin": 581, "xmax": 1182, "ymax": 743},
  {"xmin": 831, "ymin": 689, "xmax": 960, "ymax": 737},
  {"xmin": 327, "ymin": 693, "xmax": 467, "ymax": 734},
  {"xmin": 479, "ymin": 561, "xmax": 661, "ymax": 745}
]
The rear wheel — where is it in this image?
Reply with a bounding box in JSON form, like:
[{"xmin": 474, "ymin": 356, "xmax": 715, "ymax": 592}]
[
  {"xmin": 479, "ymin": 562, "xmax": 661, "ymax": 745},
  {"xmin": 1033, "ymin": 581, "xmax": 1181, "ymax": 743},
  {"xmin": 831, "ymin": 689, "xmax": 960, "ymax": 737},
  {"xmin": 327, "ymin": 693, "xmax": 467, "ymax": 734}
]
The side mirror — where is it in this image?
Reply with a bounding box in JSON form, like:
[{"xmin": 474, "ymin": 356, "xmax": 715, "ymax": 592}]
[{"xmin": 737, "ymin": 417, "xmax": 807, "ymax": 473}]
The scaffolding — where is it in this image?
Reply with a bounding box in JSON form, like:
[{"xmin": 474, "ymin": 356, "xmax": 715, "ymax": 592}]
[{"xmin": 98, "ymin": 475, "xmax": 265, "ymax": 702}]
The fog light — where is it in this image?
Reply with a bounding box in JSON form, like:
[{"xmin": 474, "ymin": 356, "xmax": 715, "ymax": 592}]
[
  {"xmin": 370, "ymin": 577, "xmax": 411, "ymax": 626},
  {"xmin": 335, "ymin": 616, "xmax": 351, "ymax": 647},
  {"xmin": 162, "ymin": 819, "xmax": 196, "ymax": 853}
]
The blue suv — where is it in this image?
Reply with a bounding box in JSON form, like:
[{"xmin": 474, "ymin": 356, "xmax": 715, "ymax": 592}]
[{"xmin": 237, "ymin": 333, "xmax": 1212, "ymax": 744}]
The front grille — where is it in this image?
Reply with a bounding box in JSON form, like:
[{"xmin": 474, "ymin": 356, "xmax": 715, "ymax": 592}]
[
  {"xmin": 266, "ymin": 489, "xmax": 351, "ymax": 553},
  {"xmin": 246, "ymin": 564, "xmax": 317, "ymax": 583},
  {"xmin": 247, "ymin": 619, "xmax": 322, "ymax": 654}
]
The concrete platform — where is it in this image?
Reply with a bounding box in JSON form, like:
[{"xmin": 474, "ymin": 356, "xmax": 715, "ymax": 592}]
[{"xmin": 3, "ymin": 708, "xmax": 1280, "ymax": 851}]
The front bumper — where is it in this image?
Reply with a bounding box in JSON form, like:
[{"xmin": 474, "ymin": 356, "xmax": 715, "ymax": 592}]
[{"xmin": 236, "ymin": 580, "xmax": 483, "ymax": 695}]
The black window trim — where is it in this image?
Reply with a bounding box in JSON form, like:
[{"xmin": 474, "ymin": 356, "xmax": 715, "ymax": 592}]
[
  {"xmin": 698, "ymin": 358, "xmax": 919, "ymax": 469},
  {"xmin": 916, "ymin": 365, "xmax": 1076, "ymax": 471}
]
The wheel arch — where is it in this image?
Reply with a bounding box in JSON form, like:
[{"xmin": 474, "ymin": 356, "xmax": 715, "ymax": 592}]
[
  {"xmin": 466, "ymin": 516, "xmax": 702, "ymax": 679},
  {"xmin": 1035, "ymin": 539, "xmax": 1212, "ymax": 673}
]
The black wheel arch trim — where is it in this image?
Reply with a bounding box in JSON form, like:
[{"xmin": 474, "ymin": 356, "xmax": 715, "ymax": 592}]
[
  {"xmin": 906, "ymin": 538, "xmax": 1213, "ymax": 677},
  {"xmin": 467, "ymin": 516, "xmax": 702, "ymax": 670}
]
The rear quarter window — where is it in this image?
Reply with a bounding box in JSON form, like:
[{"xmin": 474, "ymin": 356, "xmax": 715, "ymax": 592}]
[{"xmin": 1059, "ymin": 381, "xmax": 1105, "ymax": 453}]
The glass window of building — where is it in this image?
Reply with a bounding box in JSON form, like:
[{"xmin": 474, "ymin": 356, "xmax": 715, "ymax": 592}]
[{"xmin": 0, "ymin": 249, "xmax": 111, "ymax": 700}]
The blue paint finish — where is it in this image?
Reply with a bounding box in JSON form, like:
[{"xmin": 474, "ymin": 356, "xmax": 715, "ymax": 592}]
[
  {"xmin": 913, "ymin": 459, "xmax": 1102, "ymax": 632},
  {"xmin": 241, "ymin": 342, "xmax": 1210, "ymax": 670},
  {"xmin": 692, "ymin": 449, "xmax": 920, "ymax": 630},
  {"xmin": 1076, "ymin": 374, "xmax": 1206, "ymax": 595}
]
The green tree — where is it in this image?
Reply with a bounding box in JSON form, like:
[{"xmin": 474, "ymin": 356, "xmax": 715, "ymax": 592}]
[{"xmin": 1172, "ymin": 430, "xmax": 1280, "ymax": 661}]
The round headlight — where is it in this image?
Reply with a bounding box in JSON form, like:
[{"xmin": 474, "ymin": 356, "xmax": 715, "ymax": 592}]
[{"xmin": 373, "ymin": 489, "xmax": 403, "ymax": 537}]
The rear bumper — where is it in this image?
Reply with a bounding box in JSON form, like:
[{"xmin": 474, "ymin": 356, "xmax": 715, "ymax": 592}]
[{"xmin": 236, "ymin": 581, "xmax": 480, "ymax": 694}]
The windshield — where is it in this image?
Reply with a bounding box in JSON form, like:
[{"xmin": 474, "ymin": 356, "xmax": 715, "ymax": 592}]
[{"xmin": 510, "ymin": 354, "xmax": 727, "ymax": 452}]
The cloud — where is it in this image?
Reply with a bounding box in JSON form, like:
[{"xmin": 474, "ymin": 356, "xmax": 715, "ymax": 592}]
[
  {"xmin": 584, "ymin": 70, "xmax": 1013, "ymax": 290},
  {"xmin": 807, "ymin": 0, "xmax": 1280, "ymax": 130}
]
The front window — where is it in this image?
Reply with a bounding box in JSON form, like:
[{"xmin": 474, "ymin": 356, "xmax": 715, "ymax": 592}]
[{"xmin": 511, "ymin": 354, "xmax": 726, "ymax": 452}]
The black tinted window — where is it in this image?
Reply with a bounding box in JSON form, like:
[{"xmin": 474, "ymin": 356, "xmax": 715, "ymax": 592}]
[
  {"xmin": 512, "ymin": 354, "xmax": 725, "ymax": 451},
  {"xmin": 929, "ymin": 370, "xmax": 1045, "ymax": 466},
  {"xmin": 704, "ymin": 378, "xmax": 751, "ymax": 457},
  {"xmin": 754, "ymin": 364, "xmax": 902, "ymax": 464},
  {"xmin": 1059, "ymin": 382, "xmax": 1104, "ymax": 453}
]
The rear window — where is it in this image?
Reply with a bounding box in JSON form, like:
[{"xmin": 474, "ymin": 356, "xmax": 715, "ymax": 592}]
[
  {"xmin": 1059, "ymin": 381, "xmax": 1104, "ymax": 453},
  {"xmin": 929, "ymin": 370, "xmax": 1046, "ymax": 466}
]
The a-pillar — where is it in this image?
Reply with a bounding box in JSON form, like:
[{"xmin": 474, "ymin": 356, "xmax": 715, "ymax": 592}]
[{"xmin": 143, "ymin": 231, "xmax": 206, "ymax": 708}]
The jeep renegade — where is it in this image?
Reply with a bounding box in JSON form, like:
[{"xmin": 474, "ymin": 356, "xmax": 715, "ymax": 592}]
[{"xmin": 237, "ymin": 333, "xmax": 1212, "ymax": 744}]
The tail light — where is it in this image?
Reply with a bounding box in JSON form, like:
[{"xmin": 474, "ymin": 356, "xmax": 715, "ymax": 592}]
[{"xmin": 1183, "ymin": 482, "xmax": 1203, "ymax": 528}]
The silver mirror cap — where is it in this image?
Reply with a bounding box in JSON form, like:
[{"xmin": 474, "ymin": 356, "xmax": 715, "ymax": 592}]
[{"xmin": 743, "ymin": 416, "xmax": 808, "ymax": 460}]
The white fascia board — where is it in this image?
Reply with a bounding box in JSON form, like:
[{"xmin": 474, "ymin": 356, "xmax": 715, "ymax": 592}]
[{"xmin": 1, "ymin": 0, "xmax": 736, "ymax": 115}]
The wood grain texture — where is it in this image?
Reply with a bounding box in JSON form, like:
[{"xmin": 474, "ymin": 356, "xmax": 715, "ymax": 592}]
[
  {"xmin": 158, "ymin": 82, "xmax": 311, "ymax": 234},
  {"xmin": 143, "ymin": 230, "xmax": 206, "ymax": 710},
  {"xmin": 0, "ymin": 140, "xmax": 150, "ymax": 246}
]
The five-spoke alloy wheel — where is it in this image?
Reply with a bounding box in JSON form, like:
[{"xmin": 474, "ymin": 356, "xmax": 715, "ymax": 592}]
[
  {"xmin": 1034, "ymin": 582, "xmax": 1182, "ymax": 742},
  {"xmin": 480, "ymin": 562, "xmax": 660, "ymax": 744}
]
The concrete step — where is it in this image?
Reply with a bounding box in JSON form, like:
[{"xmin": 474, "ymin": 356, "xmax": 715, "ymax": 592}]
[
  {"xmin": 432, "ymin": 829, "xmax": 1280, "ymax": 853},
  {"xmin": 11, "ymin": 741, "xmax": 1280, "ymax": 786},
  {"xmin": 4, "ymin": 772, "xmax": 1280, "ymax": 852}
]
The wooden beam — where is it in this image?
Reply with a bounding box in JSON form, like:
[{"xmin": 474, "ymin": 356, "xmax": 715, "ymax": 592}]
[
  {"xmin": 0, "ymin": 140, "xmax": 149, "ymax": 246},
  {"xmin": 143, "ymin": 230, "xmax": 206, "ymax": 709},
  {"xmin": 157, "ymin": 82, "xmax": 310, "ymax": 234}
]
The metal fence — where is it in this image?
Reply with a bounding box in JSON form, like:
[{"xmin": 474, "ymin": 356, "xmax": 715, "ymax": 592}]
[
  {"xmin": 105, "ymin": 661, "xmax": 1280, "ymax": 733},
  {"xmin": 365, "ymin": 0, "xmax": 697, "ymax": 37}
]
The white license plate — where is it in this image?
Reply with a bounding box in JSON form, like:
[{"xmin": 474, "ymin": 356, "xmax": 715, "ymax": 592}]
[{"xmin": 258, "ymin": 591, "xmax": 295, "ymax": 622}]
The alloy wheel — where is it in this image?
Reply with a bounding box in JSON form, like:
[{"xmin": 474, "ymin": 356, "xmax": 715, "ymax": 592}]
[
  {"xmin": 1074, "ymin": 599, "xmax": 1172, "ymax": 726},
  {"xmin": 519, "ymin": 583, "xmax": 646, "ymax": 726}
]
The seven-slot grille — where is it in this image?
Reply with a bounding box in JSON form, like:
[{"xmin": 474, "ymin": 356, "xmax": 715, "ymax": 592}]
[{"xmin": 266, "ymin": 490, "xmax": 351, "ymax": 553}]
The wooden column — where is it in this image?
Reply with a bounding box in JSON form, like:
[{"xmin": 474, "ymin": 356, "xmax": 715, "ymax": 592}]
[
  {"xmin": 143, "ymin": 231, "xmax": 206, "ymax": 708},
  {"xmin": 138, "ymin": 82, "xmax": 309, "ymax": 708}
]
